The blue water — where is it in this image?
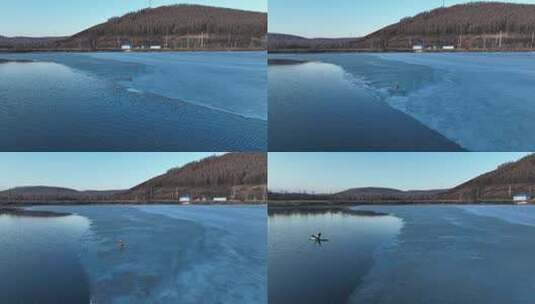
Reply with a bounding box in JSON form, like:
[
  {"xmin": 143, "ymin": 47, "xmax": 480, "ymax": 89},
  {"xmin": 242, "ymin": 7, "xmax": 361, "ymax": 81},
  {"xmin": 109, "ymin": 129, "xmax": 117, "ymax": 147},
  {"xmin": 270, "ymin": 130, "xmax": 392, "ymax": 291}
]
[
  {"xmin": 270, "ymin": 52, "xmax": 535, "ymax": 151},
  {"xmin": 2, "ymin": 205, "xmax": 266, "ymax": 304},
  {"xmin": 0, "ymin": 212, "xmax": 91, "ymax": 303},
  {"xmin": 268, "ymin": 208, "xmax": 402, "ymax": 304},
  {"xmin": 0, "ymin": 52, "xmax": 266, "ymax": 151}
]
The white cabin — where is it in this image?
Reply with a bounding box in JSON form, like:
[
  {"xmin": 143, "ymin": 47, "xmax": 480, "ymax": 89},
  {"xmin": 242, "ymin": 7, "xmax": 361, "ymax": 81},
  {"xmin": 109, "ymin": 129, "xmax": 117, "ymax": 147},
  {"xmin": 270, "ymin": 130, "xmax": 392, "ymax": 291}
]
[
  {"xmin": 442, "ymin": 45, "xmax": 455, "ymax": 50},
  {"xmin": 150, "ymin": 45, "xmax": 162, "ymax": 50},
  {"xmin": 179, "ymin": 195, "xmax": 191, "ymax": 203},
  {"xmin": 412, "ymin": 45, "xmax": 423, "ymax": 52},
  {"xmin": 121, "ymin": 44, "xmax": 132, "ymax": 50},
  {"xmin": 514, "ymin": 193, "xmax": 530, "ymax": 204},
  {"xmin": 213, "ymin": 197, "xmax": 228, "ymax": 202}
]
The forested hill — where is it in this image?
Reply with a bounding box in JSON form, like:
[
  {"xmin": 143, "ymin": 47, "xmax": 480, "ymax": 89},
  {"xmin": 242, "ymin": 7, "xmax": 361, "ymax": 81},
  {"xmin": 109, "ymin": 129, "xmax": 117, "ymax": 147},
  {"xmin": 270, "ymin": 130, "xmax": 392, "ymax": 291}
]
[
  {"xmin": 440, "ymin": 154, "xmax": 535, "ymax": 201},
  {"xmin": 1, "ymin": 5, "xmax": 267, "ymax": 51},
  {"xmin": 117, "ymin": 153, "xmax": 267, "ymax": 201},
  {"xmin": 60, "ymin": 4, "xmax": 266, "ymax": 50},
  {"xmin": 360, "ymin": 2, "xmax": 535, "ymax": 51},
  {"xmin": 270, "ymin": 2, "xmax": 535, "ymax": 52}
]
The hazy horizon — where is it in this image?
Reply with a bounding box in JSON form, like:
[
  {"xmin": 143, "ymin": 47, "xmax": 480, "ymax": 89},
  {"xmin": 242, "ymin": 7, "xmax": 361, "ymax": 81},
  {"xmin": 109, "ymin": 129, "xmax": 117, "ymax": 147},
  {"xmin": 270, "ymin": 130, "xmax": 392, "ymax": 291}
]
[
  {"xmin": 269, "ymin": 0, "xmax": 535, "ymax": 39},
  {"xmin": 268, "ymin": 153, "xmax": 530, "ymax": 193},
  {"xmin": 0, "ymin": 152, "xmax": 223, "ymax": 191},
  {"xmin": 1, "ymin": 0, "xmax": 267, "ymax": 37}
]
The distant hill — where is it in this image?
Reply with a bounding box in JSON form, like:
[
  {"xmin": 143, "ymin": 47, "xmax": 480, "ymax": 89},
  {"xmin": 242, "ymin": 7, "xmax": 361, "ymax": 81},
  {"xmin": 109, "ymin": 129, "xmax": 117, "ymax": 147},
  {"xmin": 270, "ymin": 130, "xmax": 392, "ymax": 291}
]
[
  {"xmin": 269, "ymin": 187, "xmax": 446, "ymax": 203},
  {"xmin": 0, "ymin": 186, "xmax": 123, "ymax": 201},
  {"xmin": 117, "ymin": 153, "xmax": 267, "ymax": 201},
  {"xmin": 268, "ymin": 33, "xmax": 360, "ymax": 52},
  {"xmin": 0, "ymin": 36, "xmax": 66, "ymax": 49},
  {"xmin": 270, "ymin": 2, "xmax": 535, "ymax": 52},
  {"xmin": 334, "ymin": 187, "xmax": 446, "ymax": 201},
  {"xmin": 2, "ymin": 5, "xmax": 266, "ymax": 51},
  {"xmin": 0, "ymin": 153, "xmax": 267, "ymax": 204}
]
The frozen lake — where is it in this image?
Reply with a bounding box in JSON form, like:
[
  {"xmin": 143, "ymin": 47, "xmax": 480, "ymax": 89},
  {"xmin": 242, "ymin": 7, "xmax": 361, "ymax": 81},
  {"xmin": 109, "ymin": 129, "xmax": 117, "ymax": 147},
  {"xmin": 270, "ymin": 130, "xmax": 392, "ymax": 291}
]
[
  {"xmin": 269, "ymin": 205, "xmax": 535, "ymax": 304},
  {"xmin": 269, "ymin": 52, "xmax": 535, "ymax": 151},
  {"xmin": 1, "ymin": 205, "xmax": 266, "ymax": 304},
  {"xmin": 0, "ymin": 52, "xmax": 266, "ymax": 151}
]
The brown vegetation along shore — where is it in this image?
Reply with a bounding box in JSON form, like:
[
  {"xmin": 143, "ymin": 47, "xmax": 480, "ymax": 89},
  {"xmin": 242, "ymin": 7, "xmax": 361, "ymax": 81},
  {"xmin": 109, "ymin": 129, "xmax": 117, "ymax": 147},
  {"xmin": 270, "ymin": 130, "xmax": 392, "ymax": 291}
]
[
  {"xmin": 268, "ymin": 205, "xmax": 389, "ymax": 216},
  {"xmin": 269, "ymin": 3, "xmax": 535, "ymax": 53},
  {"xmin": 0, "ymin": 207, "xmax": 70, "ymax": 217}
]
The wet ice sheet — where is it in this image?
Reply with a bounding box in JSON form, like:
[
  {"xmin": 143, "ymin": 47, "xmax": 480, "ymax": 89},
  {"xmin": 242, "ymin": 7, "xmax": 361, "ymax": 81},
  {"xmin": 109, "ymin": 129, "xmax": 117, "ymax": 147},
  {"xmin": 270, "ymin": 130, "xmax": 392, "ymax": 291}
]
[
  {"xmin": 31, "ymin": 205, "xmax": 266, "ymax": 304},
  {"xmin": 137, "ymin": 205, "xmax": 267, "ymax": 304},
  {"xmin": 351, "ymin": 205, "xmax": 535, "ymax": 304},
  {"xmin": 87, "ymin": 52, "xmax": 267, "ymax": 120},
  {"xmin": 373, "ymin": 53, "xmax": 535, "ymax": 151}
]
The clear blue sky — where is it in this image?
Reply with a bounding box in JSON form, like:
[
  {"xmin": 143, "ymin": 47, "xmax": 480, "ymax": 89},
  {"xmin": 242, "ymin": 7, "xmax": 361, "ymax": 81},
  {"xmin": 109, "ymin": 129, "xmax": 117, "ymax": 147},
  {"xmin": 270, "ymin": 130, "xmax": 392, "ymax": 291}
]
[
  {"xmin": 1, "ymin": 0, "xmax": 267, "ymax": 37},
  {"xmin": 269, "ymin": 153, "xmax": 530, "ymax": 193},
  {"xmin": 0, "ymin": 153, "xmax": 222, "ymax": 191},
  {"xmin": 269, "ymin": 0, "xmax": 535, "ymax": 38}
]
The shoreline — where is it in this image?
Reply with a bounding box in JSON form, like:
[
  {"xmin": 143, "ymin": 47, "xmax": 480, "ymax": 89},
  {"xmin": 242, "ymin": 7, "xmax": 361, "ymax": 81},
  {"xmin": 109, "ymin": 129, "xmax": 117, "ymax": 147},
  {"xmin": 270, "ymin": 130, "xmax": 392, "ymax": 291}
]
[
  {"xmin": 0, "ymin": 48, "xmax": 266, "ymax": 53},
  {"xmin": 268, "ymin": 205, "xmax": 389, "ymax": 216},
  {"xmin": 268, "ymin": 200, "xmax": 519, "ymax": 207},
  {"xmin": 268, "ymin": 49, "xmax": 535, "ymax": 54},
  {"xmin": 0, "ymin": 207, "xmax": 71, "ymax": 217},
  {"xmin": 1, "ymin": 200, "xmax": 266, "ymax": 206}
]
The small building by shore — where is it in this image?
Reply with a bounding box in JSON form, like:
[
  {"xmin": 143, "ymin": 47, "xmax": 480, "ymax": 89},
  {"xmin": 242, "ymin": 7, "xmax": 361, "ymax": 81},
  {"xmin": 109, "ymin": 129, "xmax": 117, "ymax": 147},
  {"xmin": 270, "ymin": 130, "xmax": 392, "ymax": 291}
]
[
  {"xmin": 180, "ymin": 195, "xmax": 191, "ymax": 204},
  {"xmin": 513, "ymin": 193, "xmax": 531, "ymax": 204}
]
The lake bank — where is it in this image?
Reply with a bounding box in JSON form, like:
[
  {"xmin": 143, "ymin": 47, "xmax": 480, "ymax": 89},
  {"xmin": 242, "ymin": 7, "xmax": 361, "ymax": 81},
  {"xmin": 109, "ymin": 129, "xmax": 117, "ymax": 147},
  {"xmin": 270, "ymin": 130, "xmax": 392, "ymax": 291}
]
[
  {"xmin": 269, "ymin": 48, "xmax": 535, "ymax": 54},
  {"xmin": 1, "ymin": 48, "xmax": 266, "ymax": 53},
  {"xmin": 268, "ymin": 200, "xmax": 518, "ymax": 207},
  {"xmin": 0, "ymin": 207, "xmax": 70, "ymax": 217},
  {"xmin": 1, "ymin": 200, "xmax": 266, "ymax": 206}
]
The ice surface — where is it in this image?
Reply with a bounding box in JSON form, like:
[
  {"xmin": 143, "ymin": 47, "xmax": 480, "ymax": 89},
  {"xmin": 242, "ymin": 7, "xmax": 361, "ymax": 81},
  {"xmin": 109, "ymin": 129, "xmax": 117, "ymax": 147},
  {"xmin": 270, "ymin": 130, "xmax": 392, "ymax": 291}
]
[
  {"xmin": 373, "ymin": 53, "xmax": 535, "ymax": 151},
  {"xmin": 87, "ymin": 52, "xmax": 267, "ymax": 120},
  {"xmin": 462, "ymin": 205, "xmax": 535, "ymax": 227},
  {"xmin": 350, "ymin": 206, "xmax": 535, "ymax": 304}
]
